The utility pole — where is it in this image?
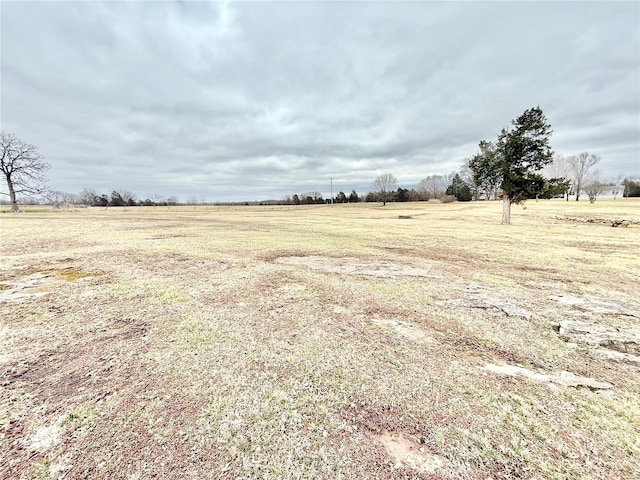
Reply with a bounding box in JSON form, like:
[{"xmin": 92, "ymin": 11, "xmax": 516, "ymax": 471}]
[{"xmin": 331, "ymin": 178, "xmax": 333, "ymax": 205}]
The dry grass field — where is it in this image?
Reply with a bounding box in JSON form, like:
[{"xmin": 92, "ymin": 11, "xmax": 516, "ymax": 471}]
[{"xmin": 1, "ymin": 199, "xmax": 639, "ymax": 479}]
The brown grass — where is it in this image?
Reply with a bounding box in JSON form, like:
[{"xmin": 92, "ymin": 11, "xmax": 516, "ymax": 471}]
[{"xmin": 1, "ymin": 199, "xmax": 639, "ymax": 479}]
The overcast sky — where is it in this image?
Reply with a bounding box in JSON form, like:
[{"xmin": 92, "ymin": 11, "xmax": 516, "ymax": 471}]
[{"xmin": 2, "ymin": 1, "xmax": 639, "ymax": 202}]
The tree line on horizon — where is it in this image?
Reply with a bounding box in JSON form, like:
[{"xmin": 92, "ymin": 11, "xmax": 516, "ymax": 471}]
[
  {"xmin": 15, "ymin": 168, "xmax": 631, "ymax": 212},
  {"xmin": 2, "ymin": 107, "xmax": 640, "ymax": 221}
]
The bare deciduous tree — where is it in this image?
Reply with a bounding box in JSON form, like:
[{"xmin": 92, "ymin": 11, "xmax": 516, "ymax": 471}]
[
  {"xmin": 418, "ymin": 174, "xmax": 452, "ymax": 200},
  {"xmin": 611, "ymin": 173, "xmax": 624, "ymax": 200},
  {"xmin": 1, "ymin": 133, "xmax": 50, "ymax": 212},
  {"xmin": 77, "ymin": 188, "xmax": 98, "ymax": 206},
  {"xmin": 584, "ymin": 177, "xmax": 606, "ymax": 204},
  {"xmin": 568, "ymin": 152, "xmax": 600, "ymax": 201},
  {"xmin": 152, "ymin": 193, "xmax": 166, "ymax": 205},
  {"xmin": 372, "ymin": 173, "xmax": 397, "ymax": 206},
  {"xmin": 120, "ymin": 190, "xmax": 137, "ymax": 206},
  {"xmin": 49, "ymin": 190, "xmax": 77, "ymax": 209}
]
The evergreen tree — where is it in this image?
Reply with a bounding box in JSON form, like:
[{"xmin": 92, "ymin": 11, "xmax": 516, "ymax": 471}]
[
  {"xmin": 110, "ymin": 191, "xmax": 125, "ymax": 206},
  {"xmin": 446, "ymin": 173, "xmax": 472, "ymax": 201},
  {"xmin": 472, "ymin": 107, "xmax": 554, "ymax": 224}
]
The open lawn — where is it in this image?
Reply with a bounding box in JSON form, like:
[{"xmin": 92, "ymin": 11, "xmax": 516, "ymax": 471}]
[{"xmin": 1, "ymin": 199, "xmax": 639, "ymax": 479}]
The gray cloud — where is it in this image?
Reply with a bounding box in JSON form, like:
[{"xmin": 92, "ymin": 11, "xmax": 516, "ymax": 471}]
[{"xmin": 2, "ymin": 1, "xmax": 638, "ymax": 201}]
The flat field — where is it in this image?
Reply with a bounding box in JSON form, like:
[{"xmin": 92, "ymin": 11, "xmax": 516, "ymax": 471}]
[{"xmin": 1, "ymin": 199, "xmax": 639, "ymax": 479}]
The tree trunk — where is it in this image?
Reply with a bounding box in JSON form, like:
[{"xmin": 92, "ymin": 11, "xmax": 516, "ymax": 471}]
[
  {"xmin": 6, "ymin": 174, "xmax": 19, "ymax": 212},
  {"xmin": 501, "ymin": 196, "xmax": 511, "ymax": 225}
]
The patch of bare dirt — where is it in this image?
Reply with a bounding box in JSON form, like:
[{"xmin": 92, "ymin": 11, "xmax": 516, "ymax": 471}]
[
  {"xmin": 275, "ymin": 255, "xmax": 440, "ymax": 278},
  {"xmin": 339, "ymin": 402, "xmax": 421, "ymax": 435},
  {"xmin": 377, "ymin": 430, "xmax": 446, "ymax": 474},
  {"xmin": 65, "ymin": 394, "xmax": 207, "ymax": 480},
  {"xmin": 0, "ymin": 317, "xmax": 152, "ymax": 479},
  {"xmin": 336, "ymin": 402, "xmax": 449, "ymax": 477},
  {"xmin": 8, "ymin": 317, "xmax": 148, "ymax": 397}
]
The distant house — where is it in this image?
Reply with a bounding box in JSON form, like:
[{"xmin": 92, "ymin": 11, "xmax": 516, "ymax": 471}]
[
  {"xmin": 566, "ymin": 183, "xmax": 625, "ymax": 200},
  {"xmin": 597, "ymin": 183, "xmax": 624, "ymax": 199}
]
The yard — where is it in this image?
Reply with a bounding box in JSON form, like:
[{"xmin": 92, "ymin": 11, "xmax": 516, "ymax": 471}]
[{"xmin": 1, "ymin": 199, "xmax": 639, "ymax": 479}]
